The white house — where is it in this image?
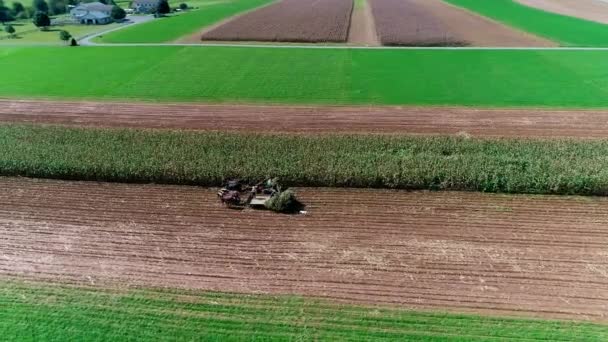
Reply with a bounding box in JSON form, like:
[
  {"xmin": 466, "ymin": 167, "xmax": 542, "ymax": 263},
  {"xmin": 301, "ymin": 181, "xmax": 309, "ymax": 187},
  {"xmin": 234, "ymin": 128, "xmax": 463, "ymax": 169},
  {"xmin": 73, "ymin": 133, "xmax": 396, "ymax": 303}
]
[
  {"xmin": 131, "ymin": 0, "xmax": 160, "ymax": 13},
  {"xmin": 70, "ymin": 2, "xmax": 114, "ymax": 25}
]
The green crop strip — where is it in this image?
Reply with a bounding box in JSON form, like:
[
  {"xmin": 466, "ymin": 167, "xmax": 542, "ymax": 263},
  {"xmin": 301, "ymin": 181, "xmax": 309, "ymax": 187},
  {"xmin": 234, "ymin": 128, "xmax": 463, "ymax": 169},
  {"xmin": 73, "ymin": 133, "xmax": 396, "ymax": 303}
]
[
  {"xmin": 0, "ymin": 280, "xmax": 606, "ymax": 341},
  {"xmin": 3, "ymin": 124, "xmax": 608, "ymax": 195},
  {"xmin": 3, "ymin": 46, "xmax": 608, "ymax": 107},
  {"xmin": 98, "ymin": 0, "xmax": 274, "ymax": 43},
  {"xmin": 444, "ymin": 0, "xmax": 608, "ymax": 47}
]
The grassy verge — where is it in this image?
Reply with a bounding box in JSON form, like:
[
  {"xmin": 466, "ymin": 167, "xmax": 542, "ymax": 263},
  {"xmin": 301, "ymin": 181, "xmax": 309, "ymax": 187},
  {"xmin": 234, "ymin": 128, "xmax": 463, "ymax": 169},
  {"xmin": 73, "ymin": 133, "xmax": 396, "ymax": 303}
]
[
  {"xmin": 97, "ymin": 0, "xmax": 273, "ymax": 43},
  {"xmin": 0, "ymin": 280, "xmax": 606, "ymax": 341},
  {"xmin": 445, "ymin": 0, "xmax": 608, "ymax": 47},
  {"xmin": 3, "ymin": 46, "xmax": 608, "ymax": 107},
  {"xmin": 3, "ymin": 124, "xmax": 608, "ymax": 195}
]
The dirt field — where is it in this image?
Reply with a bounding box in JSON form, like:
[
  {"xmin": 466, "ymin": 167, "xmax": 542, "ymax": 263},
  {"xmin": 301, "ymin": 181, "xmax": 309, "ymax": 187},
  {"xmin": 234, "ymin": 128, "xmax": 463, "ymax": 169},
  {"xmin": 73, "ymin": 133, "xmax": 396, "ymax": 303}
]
[
  {"xmin": 200, "ymin": 0, "xmax": 353, "ymax": 43},
  {"xmin": 4, "ymin": 100, "xmax": 608, "ymax": 138},
  {"xmin": 370, "ymin": 0, "xmax": 461, "ymax": 46},
  {"xmin": 1, "ymin": 177, "xmax": 608, "ymax": 321},
  {"xmin": 516, "ymin": 0, "xmax": 608, "ymax": 24},
  {"xmin": 348, "ymin": 0, "xmax": 379, "ymax": 46},
  {"xmin": 370, "ymin": 0, "xmax": 554, "ymax": 46}
]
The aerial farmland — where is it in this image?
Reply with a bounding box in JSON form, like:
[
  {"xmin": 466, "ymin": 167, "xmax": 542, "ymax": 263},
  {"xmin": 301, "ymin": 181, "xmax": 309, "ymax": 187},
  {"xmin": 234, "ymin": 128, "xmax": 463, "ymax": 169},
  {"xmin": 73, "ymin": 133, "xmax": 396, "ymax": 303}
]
[{"xmin": 1, "ymin": 0, "xmax": 608, "ymax": 340}]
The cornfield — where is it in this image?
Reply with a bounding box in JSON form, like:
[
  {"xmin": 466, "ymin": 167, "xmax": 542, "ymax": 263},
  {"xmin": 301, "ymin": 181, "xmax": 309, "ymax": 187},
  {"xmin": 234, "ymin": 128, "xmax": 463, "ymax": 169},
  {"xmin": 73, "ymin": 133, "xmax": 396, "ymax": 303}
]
[{"xmin": 2, "ymin": 124, "xmax": 608, "ymax": 195}]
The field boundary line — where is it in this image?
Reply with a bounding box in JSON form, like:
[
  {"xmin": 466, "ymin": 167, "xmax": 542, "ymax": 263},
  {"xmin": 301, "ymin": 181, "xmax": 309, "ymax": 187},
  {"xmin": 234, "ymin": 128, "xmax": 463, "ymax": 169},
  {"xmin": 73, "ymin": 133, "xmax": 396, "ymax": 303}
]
[{"xmin": 79, "ymin": 42, "xmax": 608, "ymax": 50}]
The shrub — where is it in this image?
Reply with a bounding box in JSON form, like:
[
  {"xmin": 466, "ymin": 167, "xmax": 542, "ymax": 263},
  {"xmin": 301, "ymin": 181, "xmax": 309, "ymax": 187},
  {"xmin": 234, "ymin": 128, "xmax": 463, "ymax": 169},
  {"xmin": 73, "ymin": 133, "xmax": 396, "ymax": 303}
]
[
  {"xmin": 4, "ymin": 24, "xmax": 15, "ymax": 37},
  {"xmin": 59, "ymin": 30, "xmax": 71, "ymax": 42}
]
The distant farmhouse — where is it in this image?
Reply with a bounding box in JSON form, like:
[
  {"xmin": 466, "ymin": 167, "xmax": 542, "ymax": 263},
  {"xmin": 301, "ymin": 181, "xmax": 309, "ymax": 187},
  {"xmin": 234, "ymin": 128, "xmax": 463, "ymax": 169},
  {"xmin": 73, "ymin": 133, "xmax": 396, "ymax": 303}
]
[
  {"xmin": 70, "ymin": 2, "xmax": 114, "ymax": 25},
  {"xmin": 132, "ymin": 0, "xmax": 161, "ymax": 13}
]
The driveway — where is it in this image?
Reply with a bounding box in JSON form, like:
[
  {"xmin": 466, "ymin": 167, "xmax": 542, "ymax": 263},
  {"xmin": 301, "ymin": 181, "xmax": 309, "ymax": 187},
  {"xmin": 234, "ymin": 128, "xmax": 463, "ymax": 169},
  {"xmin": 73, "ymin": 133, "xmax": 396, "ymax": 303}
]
[{"xmin": 78, "ymin": 14, "xmax": 154, "ymax": 45}]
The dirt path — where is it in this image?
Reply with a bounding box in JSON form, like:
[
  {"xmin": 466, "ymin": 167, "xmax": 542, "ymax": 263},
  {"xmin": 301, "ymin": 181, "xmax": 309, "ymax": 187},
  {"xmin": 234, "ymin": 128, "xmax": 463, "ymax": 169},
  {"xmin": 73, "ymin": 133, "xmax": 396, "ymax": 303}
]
[
  {"xmin": 2, "ymin": 177, "xmax": 608, "ymax": 321},
  {"xmin": 348, "ymin": 0, "xmax": 379, "ymax": 46},
  {"xmin": 418, "ymin": 0, "xmax": 555, "ymax": 47},
  {"xmin": 516, "ymin": 0, "xmax": 608, "ymax": 25},
  {"xmin": 4, "ymin": 99, "xmax": 608, "ymax": 138}
]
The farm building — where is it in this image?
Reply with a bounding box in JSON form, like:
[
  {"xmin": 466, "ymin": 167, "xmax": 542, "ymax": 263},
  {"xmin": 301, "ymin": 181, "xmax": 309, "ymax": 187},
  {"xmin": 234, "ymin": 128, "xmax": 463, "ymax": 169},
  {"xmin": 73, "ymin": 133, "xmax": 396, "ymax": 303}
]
[
  {"xmin": 70, "ymin": 2, "xmax": 113, "ymax": 25},
  {"xmin": 132, "ymin": 0, "xmax": 161, "ymax": 13}
]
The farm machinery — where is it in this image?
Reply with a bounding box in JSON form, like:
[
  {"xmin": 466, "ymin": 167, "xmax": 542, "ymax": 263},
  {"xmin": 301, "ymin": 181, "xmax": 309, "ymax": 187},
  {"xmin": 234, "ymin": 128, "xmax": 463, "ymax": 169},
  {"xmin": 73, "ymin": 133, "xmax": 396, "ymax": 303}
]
[{"xmin": 217, "ymin": 178, "xmax": 285, "ymax": 210}]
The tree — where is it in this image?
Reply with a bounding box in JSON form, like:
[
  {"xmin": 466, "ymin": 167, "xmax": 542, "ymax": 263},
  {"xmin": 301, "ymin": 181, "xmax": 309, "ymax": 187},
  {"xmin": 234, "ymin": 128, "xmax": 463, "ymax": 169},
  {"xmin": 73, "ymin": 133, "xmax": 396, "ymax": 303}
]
[
  {"xmin": 0, "ymin": 9, "xmax": 11, "ymax": 24},
  {"xmin": 4, "ymin": 23, "xmax": 15, "ymax": 37},
  {"xmin": 49, "ymin": 0, "xmax": 68, "ymax": 15},
  {"xmin": 156, "ymin": 0, "xmax": 169, "ymax": 14},
  {"xmin": 59, "ymin": 29, "xmax": 70, "ymax": 43},
  {"xmin": 179, "ymin": 3, "xmax": 187, "ymax": 10},
  {"xmin": 32, "ymin": 11, "xmax": 49, "ymax": 29},
  {"xmin": 110, "ymin": 5, "xmax": 124, "ymax": 20},
  {"xmin": 11, "ymin": 2, "xmax": 25, "ymax": 16},
  {"xmin": 0, "ymin": 0, "xmax": 13, "ymax": 24},
  {"xmin": 32, "ymin": 0, "xmax": 48, "ymax": 13}
]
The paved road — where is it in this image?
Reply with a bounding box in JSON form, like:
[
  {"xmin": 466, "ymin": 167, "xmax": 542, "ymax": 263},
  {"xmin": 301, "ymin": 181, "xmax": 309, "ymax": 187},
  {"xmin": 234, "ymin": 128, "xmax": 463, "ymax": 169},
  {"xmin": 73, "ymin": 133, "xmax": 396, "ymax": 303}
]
[
  {"xmin": 78, "ymin": 15, "xmax": 154, "ymax": 45},
  {"xmin": 83, "ymin": 42, "xmax": 608, "ymax": 50}
]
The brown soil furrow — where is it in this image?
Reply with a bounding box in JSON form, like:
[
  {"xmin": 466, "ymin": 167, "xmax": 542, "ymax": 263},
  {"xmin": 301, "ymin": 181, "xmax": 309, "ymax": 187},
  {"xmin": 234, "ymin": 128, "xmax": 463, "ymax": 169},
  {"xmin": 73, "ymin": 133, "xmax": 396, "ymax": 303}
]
[
  {"xmin": 369, "ymin": 0, "xmax": 554, "ymax": 47},
  {"xmin": 4, "ymin": 99, "xmax": 608, "ymax": 138},
  {"xmin": 1, "ymin": 177, "xmax": 608, "ymax": 321},
  {"xmin": 3, "ymin": 211, "xmax": 608, "ymax": 245},
  {"xmin": 200, "ymin": 0, "xmax": 353, "ymax": 43},
  {"xmin": 4, "ymin": 210, "xmax": 608, "ymax": 247}
]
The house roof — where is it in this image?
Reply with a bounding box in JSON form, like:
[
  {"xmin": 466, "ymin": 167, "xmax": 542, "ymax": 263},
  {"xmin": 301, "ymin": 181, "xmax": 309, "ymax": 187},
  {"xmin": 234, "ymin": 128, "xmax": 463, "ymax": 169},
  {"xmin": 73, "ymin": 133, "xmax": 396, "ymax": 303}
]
[
  {"xmin": 75, "ymin": 2, "xmax": 113, "ymax": 12},
  {"xmin": 133, "ymin": 0, "xmax": 159, "ymax": 4},
  {"xmin": 76, "ymin": 11, "xmax": 111, "ymax": 19}
]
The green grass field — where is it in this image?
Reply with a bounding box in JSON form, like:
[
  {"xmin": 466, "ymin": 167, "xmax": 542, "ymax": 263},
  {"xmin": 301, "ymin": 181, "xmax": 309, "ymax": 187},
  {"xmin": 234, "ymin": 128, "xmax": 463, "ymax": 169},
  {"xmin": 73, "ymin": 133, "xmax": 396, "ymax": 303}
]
[
  {"xmin": 97, "ymin": 0, "xmax": 273, "ymax": 43},
  {"xmin": 3, "ymin": 46, "xmax": 608, "ymax": 107},
  {"xmin": 5, "ymin": 124, "xmax": 608, "ymax": 195},
  {"xmin": 1, "ymin": 280, "xmax": 606, "ymax": 341},
  {"xmin": 445, "ymin": 0, "xmax": 608, "ymax": 47}
]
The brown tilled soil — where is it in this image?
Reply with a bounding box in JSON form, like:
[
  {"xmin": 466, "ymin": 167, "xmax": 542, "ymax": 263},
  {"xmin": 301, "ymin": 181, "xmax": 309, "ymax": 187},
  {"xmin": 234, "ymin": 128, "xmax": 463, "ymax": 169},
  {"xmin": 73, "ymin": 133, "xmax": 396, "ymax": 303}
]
[
  {"xmin": 2, "ymin": 177, "xmax": 608, "ymax": 321},
  {"xmin": 347, "ymin": 0, "xmax": 379, "ymax": 46},
  {"xmin": 200, "ymin": 0, "xmax": 353, "ymax": 43},
  {"xmin": 516, "ymin": 0, "xmax": 608, "ymax": 24},
  {"xmin": 176, "ymin": 1, "xmax": 274, "ymax": 44},
  {"xmin": 370, "ymin": 0, "xmax": 461, "ymax": 46},
  {"xmin": 370, "ymin": 0, "xmax": 554, "ymax": 46},
  {"xmin": 4, "ymin": 100, "xmax": 608, "ymax": 138}
]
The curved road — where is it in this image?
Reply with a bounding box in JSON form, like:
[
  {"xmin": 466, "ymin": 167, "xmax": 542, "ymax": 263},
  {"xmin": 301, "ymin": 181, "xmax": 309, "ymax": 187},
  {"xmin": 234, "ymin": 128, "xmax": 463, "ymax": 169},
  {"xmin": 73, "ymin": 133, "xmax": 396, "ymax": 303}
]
[{"xmin": 78, "ymin": 14, "xmax": 154, "ymax": 46}]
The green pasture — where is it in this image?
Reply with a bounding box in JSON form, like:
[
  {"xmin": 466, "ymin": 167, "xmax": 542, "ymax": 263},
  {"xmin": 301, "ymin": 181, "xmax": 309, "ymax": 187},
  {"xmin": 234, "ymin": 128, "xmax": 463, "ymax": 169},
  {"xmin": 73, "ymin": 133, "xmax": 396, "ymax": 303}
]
[
  {"xmin": 5, "ymin": 124, "xmax": 608, "ymax": 195},
  {"xmin": 97, "ymin": 0, "xmax": 273, "ymax": 43},
  {"xmin": 445, "ymin": 0, "xmax": 608, "ymax": 47},
  {"xmin": 1, "ymin": 280, "xmax": 605, "ymax": 341},
  {"xmin": 2, "ymin": 46, "xmax": 608, "ymax": 107}
]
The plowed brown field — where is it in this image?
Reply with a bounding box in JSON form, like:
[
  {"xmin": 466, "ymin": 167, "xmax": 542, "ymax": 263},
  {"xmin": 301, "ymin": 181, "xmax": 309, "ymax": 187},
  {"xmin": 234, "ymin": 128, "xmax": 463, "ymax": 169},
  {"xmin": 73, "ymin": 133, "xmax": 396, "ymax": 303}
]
[
  {"xmin": 2, "ymin": 177, "xmax": 608, "ymax": 321},
  {"xmin": 200, "ymin": 0, "xmax": 353, "ymax": 43},
  {"xmin": 3, "ymin": 100, "xmax": 608, "ymax": 138},
  {"xmin": 369, "ymin": 0, "xmax": 554, "ymax": 46}
]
